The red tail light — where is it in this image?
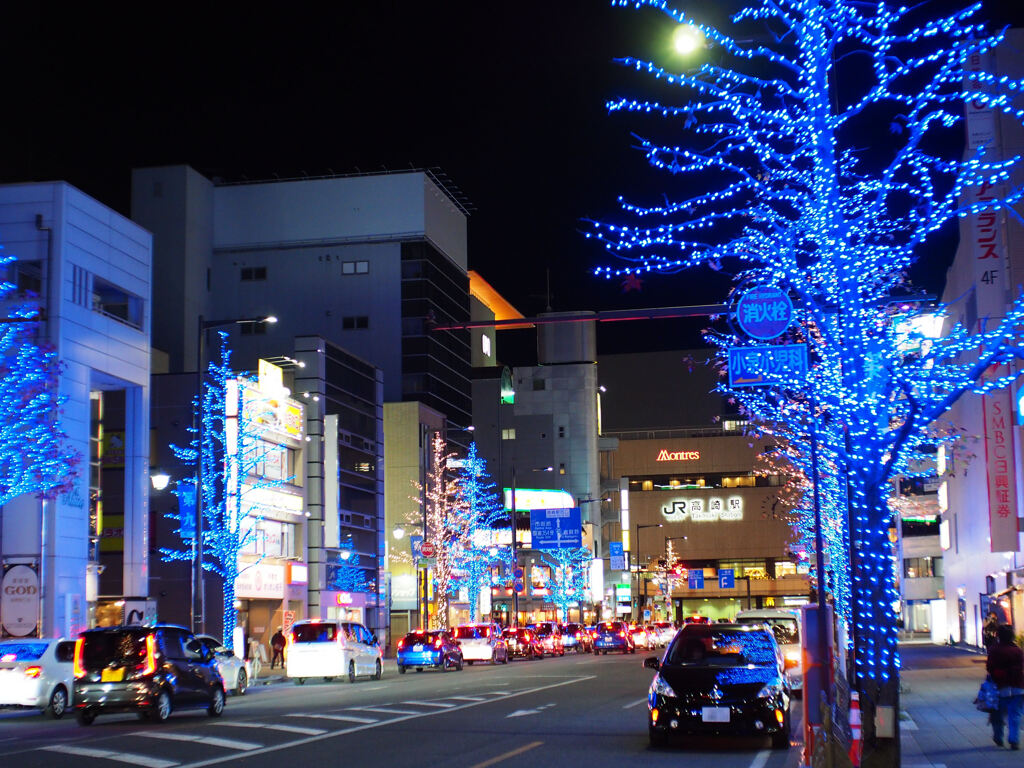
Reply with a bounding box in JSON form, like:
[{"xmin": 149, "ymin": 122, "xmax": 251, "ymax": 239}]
[
  {"xmin": 619, "ymin": 631, "xmax": 626, "ymax": 638},
  {"xmin": 397, "ymin": 639, "xmax": 406, "ymax": 650},
  {"xmin": 434, "ymin": 638, "xmax": 443, "ymax": 649},
  {"xmin": 73, "ymin": 637, "xmax": 86, "ymax": 679},
  {"xmin": 139, "ymin": 633, "xmax": 158, "ymax": 676},
  {"xmin": 24, "ymin": 665, "xmax": 42, "ymax": 679}
]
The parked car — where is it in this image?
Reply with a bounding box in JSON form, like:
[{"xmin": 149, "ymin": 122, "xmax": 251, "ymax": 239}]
[
  {"xmin": 501, "ymin": 627, "xmax": 543, "ymax": 660},
  {"xmin": 0, "ymin": 637, "xmax": 76, "ymax": 718},
  {"xmin": 736, "ymin": 608, "xmax": 803, "ymax": 693},
  {"xmin": 196, "ymin": 635, "xmax": 249, "ymax": 695},
  {"xmin": 73, "ymin": 624, "xmax": 225, "ymax": 725},
  {"xmin": 286, "ymin": 619, "xmax": 383, "ymax": 684},
  {"xmin": 644, "ymin": 622, "xmax": 791, "ymax": 749},
  {"xmin": 396, "ymin": 630, "xmax": 463, "ymax": 672},
  {"xmin": 532, "ymin": 622, "xmax": 565, "ymax": 657},
  {"xmin": 561, "ymin": 623, "xmax": 592, "ymax": 653},
  {"xmin": 453, "ymin": 623, "xmax": 508, "ymax": 665},
  {"xmin": 593, "ymin": 621, "xmax": 635, "ymax": 654}
]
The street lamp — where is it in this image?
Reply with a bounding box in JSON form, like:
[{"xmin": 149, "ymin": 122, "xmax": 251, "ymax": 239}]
[
  {"xmin": 192, "ymin": 313, "xmax": 277, "ymax": 634},
  {"xmin": 633, "ymin": 523, "xmax": 663, "ymax": 621}
]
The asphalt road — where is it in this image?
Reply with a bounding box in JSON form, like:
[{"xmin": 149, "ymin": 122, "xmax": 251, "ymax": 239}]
[{"xmin": 0, "ymin": 650, "xmax": 804, "ymax": 768}]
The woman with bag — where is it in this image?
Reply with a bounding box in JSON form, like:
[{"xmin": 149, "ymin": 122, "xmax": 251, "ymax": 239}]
[{"xmin": 986, "ymin": 624, "xmax": 1024, "ymax": 749}]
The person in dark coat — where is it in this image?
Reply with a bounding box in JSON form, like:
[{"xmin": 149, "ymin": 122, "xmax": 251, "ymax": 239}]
[
  {"xmin": 270, "ymin": 627, "xmax": 286, "ymax": 669},
  {"xmin": 986, "ymin": 623, "xmax": 1024, "ymax": 749}
]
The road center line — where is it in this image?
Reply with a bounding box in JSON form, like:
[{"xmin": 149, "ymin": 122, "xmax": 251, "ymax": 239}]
[
  {"xmin": 178, "ymin": 675, "xmax": 596, "ymax": 768},
  {"xmin": 467, "ymin": 740, "xmax": 543, "ymax": 768},
  {"xmin": 42, "ymin": 744, "xmax": 179, "ymax": 768},
  {"xmin": 623, "ymin": 697, "xmax": 647, "ymax": 709},
  {"xmin": 749, "ymin": 749, "xmax": 771, "ymax": 768}
]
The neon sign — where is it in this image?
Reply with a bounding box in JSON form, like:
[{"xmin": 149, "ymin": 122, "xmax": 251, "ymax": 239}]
[
  {"xmin": 661, "ymin": 496, "xmax": 743, "ymax": 521},
  {"xmin": 656, "ymin": 449, "xmax": 701, "ymax": 461}
]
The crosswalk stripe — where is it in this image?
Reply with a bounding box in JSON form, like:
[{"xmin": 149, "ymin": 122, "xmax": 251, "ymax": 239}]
[
  {"xmin": 214, "ymin": 721, "xmax": 327, "ymax": 735},
  {"xmin": 133, "ymin": 732, "xmax": 262, "ymax": 751},
  {"xmin": 42, "ymin": 745, "xmax": 178, "ymax": 768},
  {"xmin": 347, "ymin": 706, "xmax": 422, "ymax": 715},
  {"xmin": 290, "ymin": 713, "xmax": 379, "ymax": 724},
  {"xmin": 447, "ymin": 695, "xmax": 485, "ymax": 701},
  {"xmin": 401, "ymin": 700, "xmax": 456, "ymax": 708}
]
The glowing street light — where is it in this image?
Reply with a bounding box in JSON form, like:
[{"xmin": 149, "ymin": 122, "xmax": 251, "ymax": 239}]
[{"xmin": 672, "ymin": 24, "xmax": 705, "ymax": 55}]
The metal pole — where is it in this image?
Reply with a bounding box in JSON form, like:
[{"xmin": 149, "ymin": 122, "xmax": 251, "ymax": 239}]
[
  {"xmin": 810, "ymin": 399, "xmax": 831, "ymax": 706},
  {"xmin": 511, "ymin": 464, "xmax": 518, "ymax": 627},
  {"xmin": 193, "ymin": 316, "xmax": 205, "ymax": 635}
]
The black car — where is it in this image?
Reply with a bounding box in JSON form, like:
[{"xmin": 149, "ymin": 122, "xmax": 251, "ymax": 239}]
[
  {"xmin": 501, "ymin": 627, "xmax": 543, "ymax": 660},
  {"xmin": 73, "ymin": 624, "xmax": 226, "ymax": 725},
  {"xmin": 643, "ymin": 622, "xmax": 791, "ymax": 749}
]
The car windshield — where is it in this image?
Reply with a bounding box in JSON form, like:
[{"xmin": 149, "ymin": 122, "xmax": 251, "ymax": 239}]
[
  {"xmin": 737, "ymin": 617, "xmax": 800, "ymax": 644},
  {"xmin": 564, "ymin": 624, "xmax": 581, "ymax": 633},
  {"xmin": 667, "ymin": 628, "xmax": 777, "ymax": 667},
  {"xmin": 598, "ymin": 622, "xmax": 622, "ymax": 632},
  {"xmin": 292, "ymin": 623, "xmax": 337, "ymax": 643},
  {"xmin": 81, "ymin": 631, "xmax": 148, "ymax": 670},
  {"xmin": 454, "ymin": 626, "xmax": 490, "ymax": 639},
  {"xmin": 0, "ymin": 641, "xmax": 48, "ymax": 662}
]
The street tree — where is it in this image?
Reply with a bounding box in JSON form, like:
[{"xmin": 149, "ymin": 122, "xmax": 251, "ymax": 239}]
[
  {"xmin": 590, "ymin": 2, "xmax": 1024, "ymax": 763},
  {"xmin": 537, "ymin": 546, "xmax": 591, "ymax": 623}
]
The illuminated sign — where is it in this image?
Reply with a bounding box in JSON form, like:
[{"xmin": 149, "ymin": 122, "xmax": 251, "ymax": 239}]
[
  {"xmin": 661, "ymin": 496, "xmax": 743, "ymax": 521},
  {"xmin": 656, "ymin": 449, "xmax": 701, "ymax": 462},
  {"xmin": 287, "ymin": 563, "xmax": 308, "ymax": 584},
  {"xmin": 503, "ymin": 488, "xmax": 575, "ymax": 511}
]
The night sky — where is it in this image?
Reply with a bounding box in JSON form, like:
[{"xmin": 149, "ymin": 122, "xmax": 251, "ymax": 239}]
[{"xmin": 3, "ymin": 1, "xmax": 1023, "ymax": 363}]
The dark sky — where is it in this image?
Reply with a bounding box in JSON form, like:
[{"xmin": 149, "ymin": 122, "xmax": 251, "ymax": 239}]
[{"xmin": 3, "ymin": 2, "xmax": 1023, "ymax": 362}]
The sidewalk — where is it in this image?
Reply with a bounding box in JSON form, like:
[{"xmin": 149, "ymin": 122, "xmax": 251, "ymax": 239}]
[{"xmin": 899, "ymin": 641, "xmax": 1014, "ymax": 768}]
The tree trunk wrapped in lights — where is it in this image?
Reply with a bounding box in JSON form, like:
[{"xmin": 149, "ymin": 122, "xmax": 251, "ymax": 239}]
[{"xmin": 592, "ymin": 3, "xmax": 1024, "ymax": 765}]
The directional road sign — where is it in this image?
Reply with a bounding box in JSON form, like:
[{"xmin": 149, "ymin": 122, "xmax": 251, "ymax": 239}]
[
  {"xmin": 718, "ymin": 568, "xmax": 735, "ymax": 589},
  {"xmin": 688, "ymin": 570, "xmax": 705, "ymax": 590},
  {"xmin": 609, "ymin": 541, "xmax": 625, "ymax": 570},
  {"xmin": 529, "ymin": 507, "xmax": 582, "ymax": 549}
]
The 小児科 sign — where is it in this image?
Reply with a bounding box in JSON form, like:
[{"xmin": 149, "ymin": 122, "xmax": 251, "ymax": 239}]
[{"xmin": 728, "ymin": 344, "xmax": 807, "ymax": 388}]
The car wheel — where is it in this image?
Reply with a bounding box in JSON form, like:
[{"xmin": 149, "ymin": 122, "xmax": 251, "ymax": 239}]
[
  {"xmin": 456, "ymin": 656, "xmax": 464, "ymax": 671},
  {"xmin": 235, "ymin": 669, "xmax": 247, "ymax": 696},
  {"xmin": 76, "ymin": 708, "xmax": 96, "ymax": 726},
  {"xmin": 207, "ymin": 687, "xmax": 225, "ymax": 717},
  {"xmin": 348, "ymin": 660, "xmax": 356, "ymax": 683},
  {"xmin": 772, "ymin": 714, "xmax": 791, "ymax": 749},
  {"xmin": 649, "ymin": 726, "xmax": 669, "ymax": 747},
  {"xmin": 295, "ymin": 677, "xmax": 306, "ymax": 685},
  {"xmin": 416, "ymin": 667, "xmax": 423, "ymax": 672},
  {"xmin": 501, "ymin": 650, "xmax": 508, "ymax": 664},
  {"xmin": 48, "ymin": 685, "xmax": 68, "ymax": 719},
  {"xmin": 398, "ymin": 664, "xmax": 407, "ymax": 674},
  {"xmin": 324, "ymin": 677, "xmax": 335, "ymax": 682},
  {"xmin": 373, "ymin": 660, "xmax": 382, "ymax": 680},
  {"xmin": 467, "ymin": 660, "xmax": 474, "ymax": 666},
  {"xmin": 153, "ymin": 690, "xmax": 172, "ymax": 722}
]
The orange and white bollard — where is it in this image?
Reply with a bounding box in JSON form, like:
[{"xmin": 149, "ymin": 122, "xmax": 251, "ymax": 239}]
[{"xmin": 849, "ymin": 691, "xmax": 862, "ymax": 767}]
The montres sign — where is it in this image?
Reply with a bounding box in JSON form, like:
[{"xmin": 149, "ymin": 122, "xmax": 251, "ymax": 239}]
[{"xmin": 656, "ymin": 449, "xmax": 701, "ymax": 462}]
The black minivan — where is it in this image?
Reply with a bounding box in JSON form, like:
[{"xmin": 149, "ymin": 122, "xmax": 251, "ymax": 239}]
[{"xmin": 73, "ymin": 624, "xmax": 226, "ymax": 725}]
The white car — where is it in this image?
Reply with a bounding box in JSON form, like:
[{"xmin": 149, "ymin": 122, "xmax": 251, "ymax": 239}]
[
  {"xmin": 453, "ymin": 623, "xmax": 508, "ymax": 665},
  {"xmin": 197, "ymin": 635, "xmax": 249, "ymax": 695},
  {"xmin": 286, "ymin": 620, "xmax": 383, "ymax": 684},
  {"xmin": 736, "ymin": 608, "xmax": 803, "ymax": 692},
  {"xmin": 651, "ymin": 621, "xmax": 677, "ymax": 646},
  {"xmin": 0, "ymin": 637, "xmax": 76, "ymax": 718}
]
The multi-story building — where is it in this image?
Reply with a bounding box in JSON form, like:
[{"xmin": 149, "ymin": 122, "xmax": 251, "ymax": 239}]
[{"xmin": 0, "ymin": 182, "xmax": 152, "ymax": 637}]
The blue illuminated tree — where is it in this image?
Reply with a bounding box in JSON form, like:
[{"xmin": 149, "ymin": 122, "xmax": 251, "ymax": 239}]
[
  {"xmin": 537, "ymin": 546, "xmax": 591, "ymax": 623},
  {"xmin": 327, "ymin": 538, "xmax": 367, "ymax": 592},
  {"xmin": 162, "ymin": 334, "xmax": 288, "ymax": 648},
  {"xmin": 449, "ymin": 442, "xmax": 509, "ymax": 622},
  {"xmin": 590, "ymin": 0, "xmax": 1024, "ymax": 756},
  {"xmin": 0, "ymin": 253, "xmax": 77, "ymax": 504}
]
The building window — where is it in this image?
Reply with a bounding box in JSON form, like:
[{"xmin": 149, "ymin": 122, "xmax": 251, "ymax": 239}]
[
  {"xmin": 241, "ymin": 266, "xmax": 267, "ymax": 281},
  {"xmin": 2, "ymin": 259, "xmax": 43, "ymax": 296},
  {"xmin": 501, "ymin": 428, "xmax": 516, "ymax": 440},
  {"xmin": 343, "ymin": 316, "xmax": 369, "ymax": 330},
  {"xmin": 559, "ymin": 463, "xmax": 566, "ymax": 475},
  {"xmin": 904, "ymin": 556, "xmax": 942, "ymax": 578},
  {"xmin": 533, "ymin": 379, "xmax": 546, "ymax": 391},
  {"xmin": 481, "ymin": 334, "xmax": 491, "ymax": 358},
  {"xmin": 342, "ymin": 261, "xmax": 369, "ymax": 275},
  {"xmin": 558, "ymin": 426, "xmax": 566, "ymax": 438},
  {"xmin": 91, "ymin": 276, "xmax": 144, "ymax": 329}
]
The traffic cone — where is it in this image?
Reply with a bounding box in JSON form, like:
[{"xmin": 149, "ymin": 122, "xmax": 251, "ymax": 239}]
[{"xmin": 849, "ymin": 691, "xmax": 862, "ymax": 767}]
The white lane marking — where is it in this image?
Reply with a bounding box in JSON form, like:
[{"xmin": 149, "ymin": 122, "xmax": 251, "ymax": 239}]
[
  {"xmin": 447, "ymin": 695, "xmax": 485, "ymax": 701},
  {"xmin": 749, "ymin": 749, "xmax": 771, "ymax": 768},
  {"xmin": 42, "ymin": 744, "xmax": 178, "ymax": 768},
  {"xmin": 134, "ymin": 732, "xmax": 262, "ymax": 751},
  {"xmin": 214, "ymin": 721, "xmax": 327, "ymax": 735},
  {"xmin": 288, "ymin": 713, "xmax": 378, "ymax": 724},
  {"xmin": 178, "ymin": 675, "xmax": 596, "ymax": 768},
  {"xmin": 401, "ymin": 700, "xmax": 456, "ymax": 708},
  {"xmin": 623, "ymin": 697, "xmax": 647, "ymax": 709},
  {"xmin": 347, "ymin": 706, "xmax": 422, "ymax": 715}
]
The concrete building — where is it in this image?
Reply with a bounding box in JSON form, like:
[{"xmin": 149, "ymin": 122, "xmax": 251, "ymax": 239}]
[{"xmin": 0, "ymin": 182, "xmax": 152, "ymax": 637}]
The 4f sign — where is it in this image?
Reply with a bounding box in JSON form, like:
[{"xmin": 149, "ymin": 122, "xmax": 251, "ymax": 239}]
[{"xmin": 736, "ymin": 286, "xmax": 793, "ymax": 340}]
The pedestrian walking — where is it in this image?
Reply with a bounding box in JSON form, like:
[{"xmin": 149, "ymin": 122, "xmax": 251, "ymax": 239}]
[
  {"xmin": 271, "ymin": 626, "xmax": 286, "ymax": 669},
  {"xmin": 986, "ymin": 623, "xmax": 1024, "ymax": 749},
  {"xmin": 984, "ymin": 612, "xmax": 999, "ymax": 650}
]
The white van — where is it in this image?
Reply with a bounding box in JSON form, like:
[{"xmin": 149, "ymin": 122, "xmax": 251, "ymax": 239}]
[
  {"xmin": 735, "ymin": 608, "xmax": 803, "ymax": 692},
  {"xmin": 285, "ymin": 620, "xmax": 383, "ymax": 684}
]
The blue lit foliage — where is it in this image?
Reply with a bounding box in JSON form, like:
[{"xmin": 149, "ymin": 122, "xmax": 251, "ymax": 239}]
[
  {"xmin": 592, "ymin": 0, "xmax": 1024, "ymax": 689},
  {"xmin": 449, "ymin": 442, "xmax": 509, "ymax": 622},
  {"xmin": 162, "ymin": 333, "xmax": 288, "ymax": 649},
  {"xmin": 0, "ymin": 252, "xmax": 77, "ymax": 504},
  {"xmin": 538, "ymin": 546, "xmax": 592, "ymax": 622},
  {"xmin": 327, "ymin": 538, "xmax": 367, "ymax": 592}
]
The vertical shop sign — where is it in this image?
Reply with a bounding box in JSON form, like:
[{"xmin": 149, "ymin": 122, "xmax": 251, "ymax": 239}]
[
  {"xmin": 1, "ymin": 563, "xmax": 40, "ymax": 637},
  {"xmin": 983, "ymin": 382, "xmax": 1019, "ymax": 552}
]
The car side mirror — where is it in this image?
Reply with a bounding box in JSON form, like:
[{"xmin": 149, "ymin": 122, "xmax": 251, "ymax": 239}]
[{"xmin": 643, "ymin": 656, "xmax": 660, "ymax": 671}]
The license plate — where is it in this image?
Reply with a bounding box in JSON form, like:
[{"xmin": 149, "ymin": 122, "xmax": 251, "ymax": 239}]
[
  {"xmin": 413, "ymin": 644, "xmax": 423, "ymax": 652},
  {"xmin": 101, "ymin": 667, "xmax": 125, "ymax": 682},
  {"xmin": 702, "ymin": 706, "xmax": 730, "ymax": 722}
]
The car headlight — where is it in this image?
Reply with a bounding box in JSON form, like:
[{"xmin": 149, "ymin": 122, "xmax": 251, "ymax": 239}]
[
  {"xmin": 650, "ymin": 674, "xmax": 677, "ymax": 698},
  {"xmin": 757, "ymin": 681, "xmax": 783, "ymax": 698}
]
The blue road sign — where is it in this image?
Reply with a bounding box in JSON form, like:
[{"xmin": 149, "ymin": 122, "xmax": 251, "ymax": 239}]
[
  {"xmin": 530, "ymin": 507, "xmax": 583, "ymax": 549},
  {"xmin": 688, "ymin": 570, "xmax": 705, "ymax": 590},
  {"xmin": 609, "ymin": 541, "xmax": 625, "ymax": 570},
  {"xmin": 410, "ymin": 535, "xmax": 423, "ymax": 560},
  {"xmin": 728, "ymin": 343, "xmax": 808, "ymax": 388},
  {"xmin": 718, "ymin": 568, "xmax": 735, "ymax": 589},
  {"xmin": 736, "ymin": 285, "xmax": 793, "ymax": 340}
]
